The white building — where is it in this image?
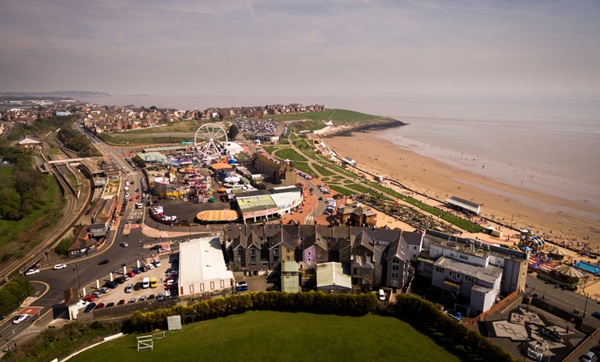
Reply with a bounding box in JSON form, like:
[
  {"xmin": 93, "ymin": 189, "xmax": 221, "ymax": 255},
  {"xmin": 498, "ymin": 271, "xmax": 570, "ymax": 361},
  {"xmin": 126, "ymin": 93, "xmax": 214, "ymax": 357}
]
[
  {"xmin": 178, "ymin": 237, "xmax": 234, "ymax": 297},
  {"xmin": 222, "ymin": 142, "xmax": 245, "ymax": 156}
]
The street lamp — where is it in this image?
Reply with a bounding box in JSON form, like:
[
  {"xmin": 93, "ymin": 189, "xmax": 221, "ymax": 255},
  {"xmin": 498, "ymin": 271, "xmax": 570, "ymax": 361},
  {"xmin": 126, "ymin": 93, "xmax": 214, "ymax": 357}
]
[{"xmin": 73, "ymin": 264, "xmax": 81, "ymax": 298}]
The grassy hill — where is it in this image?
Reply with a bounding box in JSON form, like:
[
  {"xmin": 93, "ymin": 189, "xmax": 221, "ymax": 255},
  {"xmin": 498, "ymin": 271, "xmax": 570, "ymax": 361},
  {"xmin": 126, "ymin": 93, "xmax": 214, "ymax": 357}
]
[
  {"xmin": 69, "ymin": 311, "xmax": 460, "ymax": 362},
  {"xmin": 264, "ymin": 108, "xmax": 383, "ymax": 123}
]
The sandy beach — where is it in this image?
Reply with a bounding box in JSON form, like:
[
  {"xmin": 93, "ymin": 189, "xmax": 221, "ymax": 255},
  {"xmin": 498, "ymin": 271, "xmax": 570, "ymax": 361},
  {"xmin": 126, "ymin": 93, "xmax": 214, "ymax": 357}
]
[{"xmin": 323, "ymin": 131, "xmax": 600, "ymax": 249}]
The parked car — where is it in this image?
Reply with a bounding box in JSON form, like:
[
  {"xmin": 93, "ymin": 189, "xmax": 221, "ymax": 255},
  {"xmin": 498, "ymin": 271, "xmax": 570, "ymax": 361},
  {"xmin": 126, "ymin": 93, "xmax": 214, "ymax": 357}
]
[
  {"xmin": 157, "ymin": 292, "xmax": 164, "ymax": 300},
  {"xmin": 12, "ymin": 314, "xmax": 27, "ymax": 324},
  {"xmin": 91, "ymin": 291, "xmax": 102, "ymax": 298},
  {"xmin": 580, "ymin": 351, "xmax": 597, "ymax": 362},
  {"xmin": 25, "ymin": 269, "xmax": 39, "ymax": 276},
  {"xmin": 126, "ymin": 271, "xmax": 136, "ymax": 278},
  {"xmin": 165, "ymin": 290, "xmax": 171, "ymax": 298},
  {"xmin": 120, "ymin": 242, "xmax": 128, "ymax": 248},
  {"xmin": 104, "ymin": 281, "xmax": 118, "ymax": 289},
  {"xmin": 148, "ymin": 294, "xmax": 155, "ymax": 300},
  {"xmin": 133, "ymin": 268, "xmax": 142, "ymax": 274},
  {"xmin": 96, "ymin": 303, "xmax": 105, "ymax": 309},
  {"xmin": 53, "ymin": 264, "xmax": 67, "ymax": 270},
  {"xmin": 378, "ymin": 289, "xmax": 385, "ymax": 301},
  {"xmin": 153, "ymin": 260, "xmax": 161, "ymax": 267},
  {"xmin": 98, "ymin": 259, "xmax": 110, "ymax": 265},
  {"xmin": 84, "ymin": 303, "xmax": 96, "ymax": 313},
  {"xmin": 145, "ymin": 263, "xmax": 155, "ymax": 270},
  {"xmin": 129, "ymin": 297, "xmax": 136, "ymax": 303},
  {"xmin": 115, "ymin": 276, "xmax": 127, "ymax": 284},
  {"xmin": 117, "ymin": 299, "xmax": 126, "ymax": 305},
  {"xmin": 124, "ymin": 283, "xmax": 133, "ymax": 293},
  {"xmin": 134, "ymin": 282, "xmax": 143, "ymax": 291},
  {"xmin": 139, "ymin": 295, "xmax": 147, "ymax": 301},
  {"xmin": 235, "ymin": 281, "xmax": 248, "ymax": 292},
  {"xmin": 592, "ymin": 311, "xmax": 600, "ymax": 319},
  {"xmin": 83, "ymin": 295, "xmax": 96, "ymax": 302},
  {"xmin": 105, "ymin": 302, "xmax": 115, "ymax": 308}
]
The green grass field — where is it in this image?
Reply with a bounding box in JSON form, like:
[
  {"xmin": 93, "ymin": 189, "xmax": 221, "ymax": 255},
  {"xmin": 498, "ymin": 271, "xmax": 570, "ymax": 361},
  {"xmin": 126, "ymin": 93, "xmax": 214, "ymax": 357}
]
[
  {"xmin": 70, "ymin": 311, "xmax": 460, "ymax": 362},
  {"xmin": 265, "ymin": 109, "xmax": 382, "ymax": 123},
  {"xmin": 0, "ymin": 171, "xmax": 63, "ymax": 251},
  {"xmin": 273, "ymin": 148, "xmax": 307, "ymax": 162}
]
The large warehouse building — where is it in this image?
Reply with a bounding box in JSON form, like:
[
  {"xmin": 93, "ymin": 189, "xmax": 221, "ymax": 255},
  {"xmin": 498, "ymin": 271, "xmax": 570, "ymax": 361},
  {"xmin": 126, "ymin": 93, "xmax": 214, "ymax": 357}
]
[{"xmin": 178, "ymin": 237, "xmax": 234, "ymax": 297}]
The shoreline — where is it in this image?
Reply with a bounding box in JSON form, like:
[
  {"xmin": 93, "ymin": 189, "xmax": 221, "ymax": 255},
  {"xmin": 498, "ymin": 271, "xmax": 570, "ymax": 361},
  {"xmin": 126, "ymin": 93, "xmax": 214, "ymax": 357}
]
[{"xmin": 323, "ymin": 131, "xmax": 600, "ymax": 248}]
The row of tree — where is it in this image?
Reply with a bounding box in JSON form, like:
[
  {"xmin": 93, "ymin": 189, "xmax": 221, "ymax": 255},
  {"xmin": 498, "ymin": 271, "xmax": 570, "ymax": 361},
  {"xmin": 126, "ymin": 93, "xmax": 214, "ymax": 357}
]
[
  {"xmin": 392, "ymin": 294, "xmax": 515, "ymax": 362},
  {"xmin": 58, "ymin": 126, "xmax": 99, "ymax": 157},
  {"xmin": 128, "ymin": 291, "xmax": 379, "ymax": 332}
]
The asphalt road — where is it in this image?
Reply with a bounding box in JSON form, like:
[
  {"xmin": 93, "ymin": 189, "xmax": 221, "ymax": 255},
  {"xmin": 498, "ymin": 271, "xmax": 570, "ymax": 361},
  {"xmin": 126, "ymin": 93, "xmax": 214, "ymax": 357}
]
[{"xmin": 527, "ymin": 276, "xmax": 600, "ymax": 328}]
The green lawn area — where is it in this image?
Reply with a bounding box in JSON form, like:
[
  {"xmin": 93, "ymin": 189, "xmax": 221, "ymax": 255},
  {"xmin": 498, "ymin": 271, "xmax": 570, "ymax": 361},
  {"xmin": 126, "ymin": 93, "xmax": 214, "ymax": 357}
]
[
  {"xmin": 330, "ymin": 185, "xmax": 355, "ymax": 196},
  {"xmin": 292, "ymin": 161, "xmax": 314, "ymax": 175},
  {"xmin": 118, "ymin": 119, "xmax": 207, "ymax": 134},
  {"xmin": 98, "ymin": 133, "xmax": 187, "ymax": 145},
  {"xmin": 70, "ymin": 311, "xmax": 460, "ymax": 362},
  {"xmin": 312, "ymin": 163, "xmax": 335, "ymax": 177},
  {"xmin": 273, "ymin": 148, "xmax": 307, "ymax": 162}
]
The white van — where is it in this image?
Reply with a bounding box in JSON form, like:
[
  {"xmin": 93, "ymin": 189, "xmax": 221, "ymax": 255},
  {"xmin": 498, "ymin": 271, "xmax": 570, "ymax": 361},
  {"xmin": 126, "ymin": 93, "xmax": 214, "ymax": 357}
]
[{"xmin": 142, "ymin": 277, "xmax": 150, "ymax": 289}]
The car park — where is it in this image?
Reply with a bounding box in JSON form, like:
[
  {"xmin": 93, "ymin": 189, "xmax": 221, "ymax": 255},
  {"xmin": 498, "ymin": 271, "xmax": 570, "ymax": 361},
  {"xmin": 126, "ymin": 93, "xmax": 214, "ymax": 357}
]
[
  {"xmin": 12, "ymin": 314, "xmax": 27, "ymax": 324},
  {"xmin": 53, "ymin": 264, "xmax": 67, "ymax": 270},
  {"xmin": 25, "ymin": 269, "xmax": 39, "ymax": 276},
  {"xmin": 84, "ymin": 303, "xmax": 96, "ymax": 313}
]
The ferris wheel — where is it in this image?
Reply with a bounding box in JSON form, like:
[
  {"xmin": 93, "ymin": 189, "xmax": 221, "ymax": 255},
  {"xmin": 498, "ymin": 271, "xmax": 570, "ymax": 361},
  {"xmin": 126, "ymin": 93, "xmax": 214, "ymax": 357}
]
[{"xmin": 194, "ymin": 123, "xmax": 228, "ymax": 161}]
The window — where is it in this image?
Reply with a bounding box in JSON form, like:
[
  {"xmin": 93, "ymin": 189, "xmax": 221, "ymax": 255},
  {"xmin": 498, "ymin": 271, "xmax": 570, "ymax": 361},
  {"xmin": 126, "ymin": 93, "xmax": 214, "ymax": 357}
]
[
  {"xmin": 459, "ymin": 254, "xmax": 468, "ymax": 260},
  {"xmin": 391, "ymin": 272, "xmax": 399, "ymax": 279},
  {"xmin": 392, "ymin": 264, "xmax": 400, "ymax": 271},
  {"xmin": 449, "ymin": 271, "xmax": 460, "ymax": 281}
]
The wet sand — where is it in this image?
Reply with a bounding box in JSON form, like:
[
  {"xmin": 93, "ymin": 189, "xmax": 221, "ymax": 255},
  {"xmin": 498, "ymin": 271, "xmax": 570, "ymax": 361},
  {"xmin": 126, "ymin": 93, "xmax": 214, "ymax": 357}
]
[{"xmin": 323, "ymin": 132, "xmax": 600, "ymax": 248}]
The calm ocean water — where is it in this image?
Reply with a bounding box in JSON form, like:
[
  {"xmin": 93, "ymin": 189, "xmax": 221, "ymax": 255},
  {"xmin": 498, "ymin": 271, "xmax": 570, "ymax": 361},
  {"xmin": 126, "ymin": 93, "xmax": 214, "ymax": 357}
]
[{"xmin": 81, "ymin": 94, "xmax": 600, "ymax": 212}]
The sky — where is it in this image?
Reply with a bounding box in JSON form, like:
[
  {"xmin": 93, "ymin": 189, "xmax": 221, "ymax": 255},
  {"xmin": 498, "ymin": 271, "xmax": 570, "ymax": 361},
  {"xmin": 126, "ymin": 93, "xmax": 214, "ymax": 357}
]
[{"xmin": 1, "ymin": 0, "xmax": 599, "ymax": 99}]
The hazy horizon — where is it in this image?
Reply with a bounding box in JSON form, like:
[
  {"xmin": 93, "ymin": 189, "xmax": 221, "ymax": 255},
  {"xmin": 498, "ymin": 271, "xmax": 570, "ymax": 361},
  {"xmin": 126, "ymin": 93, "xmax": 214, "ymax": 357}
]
[{"xmin": 1, "ymin": 1, "xmax": 599, "ymax": 99}]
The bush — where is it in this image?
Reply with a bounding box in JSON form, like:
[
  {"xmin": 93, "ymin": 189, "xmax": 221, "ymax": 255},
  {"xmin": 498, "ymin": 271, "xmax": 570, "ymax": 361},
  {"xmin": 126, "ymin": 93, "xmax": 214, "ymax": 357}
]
[
  {"xmin": 0, "ymin": 275, "xmax": 32, "ymax": 318},
  {"xmin": 55, "ymin": 237, "xmax": 74, "ymax": 257}
]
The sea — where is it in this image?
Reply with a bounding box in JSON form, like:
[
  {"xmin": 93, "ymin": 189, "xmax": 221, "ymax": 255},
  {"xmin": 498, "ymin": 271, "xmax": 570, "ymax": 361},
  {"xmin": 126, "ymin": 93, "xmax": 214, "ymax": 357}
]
[{"xmin": 80, "ymin": 94, "xmax": 600, "ymax": 215}]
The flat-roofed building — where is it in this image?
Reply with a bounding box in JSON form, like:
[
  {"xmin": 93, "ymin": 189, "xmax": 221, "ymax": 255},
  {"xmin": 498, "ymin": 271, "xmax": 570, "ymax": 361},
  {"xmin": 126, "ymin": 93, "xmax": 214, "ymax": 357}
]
[{"xmin": 178, "ymin": 237, "xmax": 234, "ymax": 297}]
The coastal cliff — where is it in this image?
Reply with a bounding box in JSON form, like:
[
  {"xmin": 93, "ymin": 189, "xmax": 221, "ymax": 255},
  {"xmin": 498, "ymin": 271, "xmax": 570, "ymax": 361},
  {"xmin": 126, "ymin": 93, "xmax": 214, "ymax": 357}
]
[{"xmin": 324, "ymin": 118, "xmax": 407, "ymax": 137}]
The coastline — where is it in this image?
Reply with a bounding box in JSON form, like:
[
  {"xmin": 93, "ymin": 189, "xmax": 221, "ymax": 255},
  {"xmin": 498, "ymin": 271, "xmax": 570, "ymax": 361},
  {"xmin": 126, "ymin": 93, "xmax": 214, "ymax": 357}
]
[{"xmin": 323, "ymin": 131, "xmax": 600, "ymax": 248}]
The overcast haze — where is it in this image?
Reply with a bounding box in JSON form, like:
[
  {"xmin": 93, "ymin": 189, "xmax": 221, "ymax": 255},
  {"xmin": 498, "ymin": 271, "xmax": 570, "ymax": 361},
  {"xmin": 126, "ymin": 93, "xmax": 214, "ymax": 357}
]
[{"xmin": 1, "ymin": 0, "xmax": 599, "ymax": 99}]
